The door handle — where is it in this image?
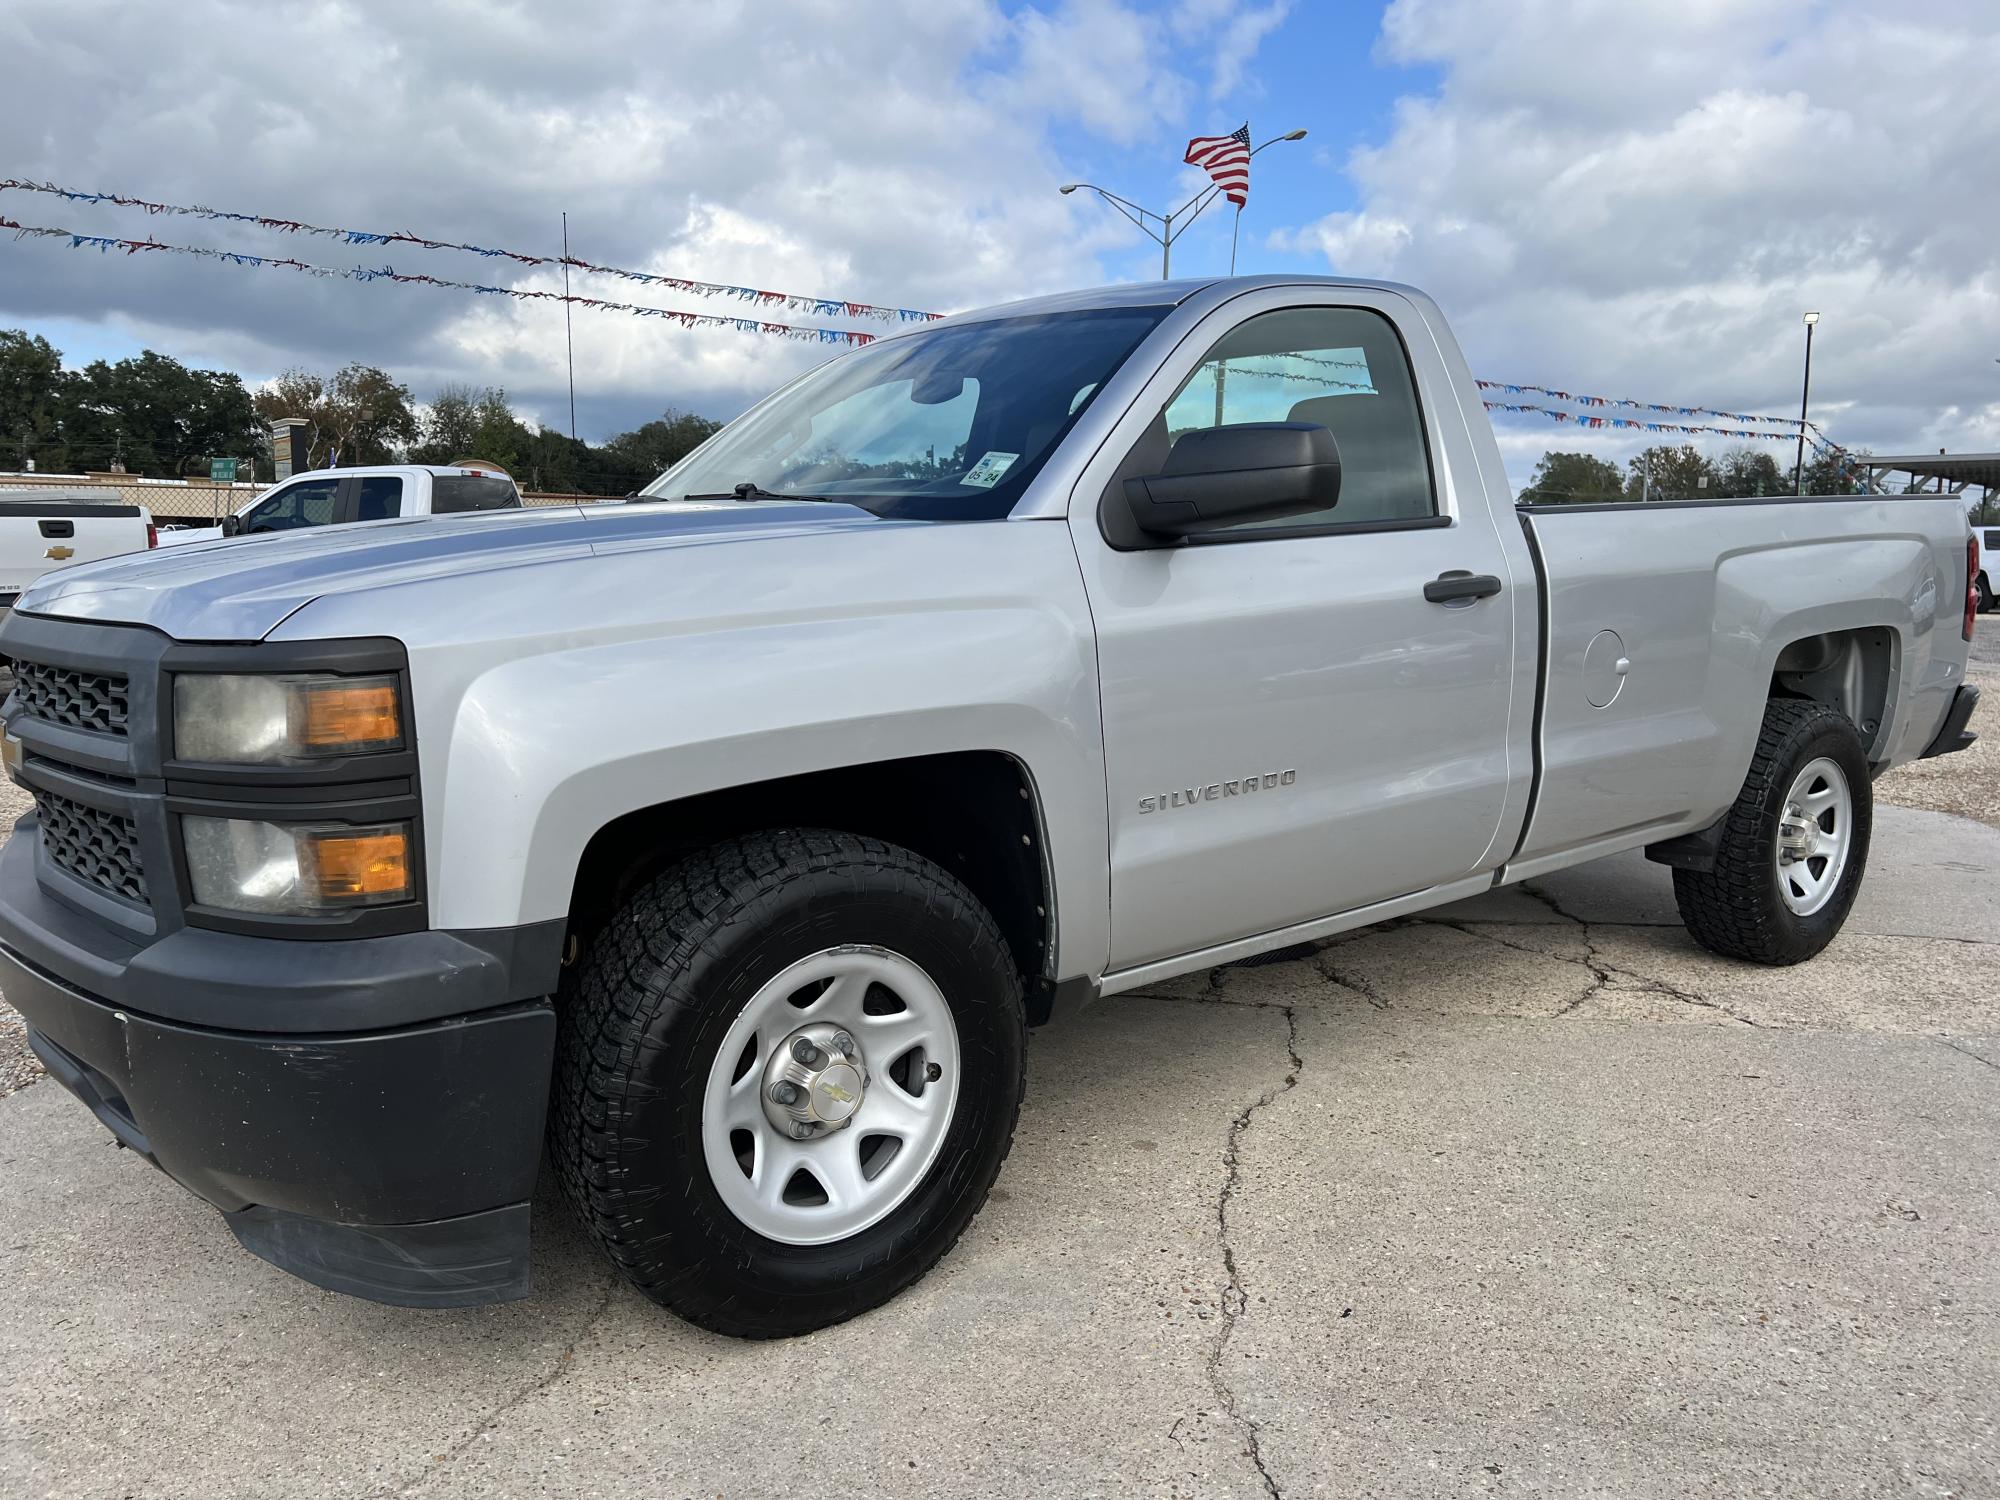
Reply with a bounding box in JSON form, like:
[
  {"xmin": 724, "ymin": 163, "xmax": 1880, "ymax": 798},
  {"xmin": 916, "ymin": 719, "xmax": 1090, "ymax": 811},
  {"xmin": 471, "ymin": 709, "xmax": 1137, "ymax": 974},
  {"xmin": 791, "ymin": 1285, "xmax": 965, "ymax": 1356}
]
[{"xmin": 1423, "ymin": 571, "xmax": 1503, "ymax": 604}]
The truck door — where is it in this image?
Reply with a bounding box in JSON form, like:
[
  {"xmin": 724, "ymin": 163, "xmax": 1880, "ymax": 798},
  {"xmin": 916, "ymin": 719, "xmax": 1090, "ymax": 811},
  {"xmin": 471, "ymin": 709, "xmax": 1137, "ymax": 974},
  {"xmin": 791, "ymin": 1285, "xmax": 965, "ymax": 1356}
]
[{"xmin": 1070, "ymin": 290, "xmax": 1525, "ymax": 971}]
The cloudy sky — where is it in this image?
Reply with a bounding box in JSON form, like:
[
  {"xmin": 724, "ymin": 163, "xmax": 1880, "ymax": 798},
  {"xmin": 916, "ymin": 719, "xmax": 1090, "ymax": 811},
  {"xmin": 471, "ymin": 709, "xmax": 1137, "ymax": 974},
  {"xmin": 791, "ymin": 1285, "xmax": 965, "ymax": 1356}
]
[{"xmin": 4, "ymin": 0, "xmax": 1997, "ymax": 488}]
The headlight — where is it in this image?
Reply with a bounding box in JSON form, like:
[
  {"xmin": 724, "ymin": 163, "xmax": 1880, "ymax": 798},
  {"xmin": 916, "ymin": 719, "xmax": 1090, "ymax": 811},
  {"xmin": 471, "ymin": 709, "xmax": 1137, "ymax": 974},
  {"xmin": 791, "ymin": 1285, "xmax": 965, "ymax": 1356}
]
[
  {"xmin": 174, "ymin": 673, "xmax": 404, "ymax": 764},
  {"xmin": 182, "ymin": 816, "xmax": 413, "ymax": 914}
]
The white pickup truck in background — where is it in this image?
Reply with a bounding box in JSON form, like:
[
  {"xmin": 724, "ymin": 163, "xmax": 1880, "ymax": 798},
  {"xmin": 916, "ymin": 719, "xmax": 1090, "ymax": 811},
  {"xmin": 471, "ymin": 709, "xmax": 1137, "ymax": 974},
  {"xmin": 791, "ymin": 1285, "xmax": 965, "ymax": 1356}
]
[
  {"xmin": 157, "ymin": 464, "xmax": 522, "ymax": 545},
  {"xmin": 0, "ymin": 494, "xmax": 155, "ymax": 634}
]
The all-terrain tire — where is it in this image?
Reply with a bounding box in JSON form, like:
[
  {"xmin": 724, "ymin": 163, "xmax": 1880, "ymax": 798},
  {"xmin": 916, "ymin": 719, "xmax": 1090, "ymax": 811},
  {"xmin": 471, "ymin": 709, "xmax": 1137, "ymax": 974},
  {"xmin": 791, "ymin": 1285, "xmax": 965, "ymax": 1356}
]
[
  {"xmin": 1672, "ymin": 698, "xmax": 1872, "ymax": 965},
  {"xmin": 549, "ymin": 829, "xmax": 1025, "ymax": 1338}
]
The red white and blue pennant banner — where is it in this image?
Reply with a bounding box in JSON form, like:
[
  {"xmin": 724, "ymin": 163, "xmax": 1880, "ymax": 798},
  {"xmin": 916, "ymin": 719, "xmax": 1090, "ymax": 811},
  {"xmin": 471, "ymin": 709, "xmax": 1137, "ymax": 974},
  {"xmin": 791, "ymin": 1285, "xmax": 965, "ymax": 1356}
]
[
  {"xmin": 1484, "ymin": 400, "xmax": 1835, "ymax": 447},
  {"xmin": 0, "ymin": 216, "xmax": 879, "ymax": 346},
  {"xmin": 1478, "ymin": 379, "xmax": 1819, "ymax": 433},
  {"xmin": 0, "ymin": 177, "xmax": 941, "ymax": 326}
]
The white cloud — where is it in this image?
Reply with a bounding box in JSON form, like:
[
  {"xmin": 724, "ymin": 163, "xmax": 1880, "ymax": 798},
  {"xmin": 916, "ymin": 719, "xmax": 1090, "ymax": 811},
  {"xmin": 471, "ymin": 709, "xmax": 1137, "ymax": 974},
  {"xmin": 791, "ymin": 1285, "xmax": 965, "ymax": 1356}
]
[
  {"xmin": 0, "ymin": 0, "xmax": 1194, "ymax": 433},
  {"xmin": 1196, "ymin": 2, "xmax": 1293, "ymax": 100},
  {"xmin": 1276, "ymin": 0, "xmax": 2000, "ymax": 486}
]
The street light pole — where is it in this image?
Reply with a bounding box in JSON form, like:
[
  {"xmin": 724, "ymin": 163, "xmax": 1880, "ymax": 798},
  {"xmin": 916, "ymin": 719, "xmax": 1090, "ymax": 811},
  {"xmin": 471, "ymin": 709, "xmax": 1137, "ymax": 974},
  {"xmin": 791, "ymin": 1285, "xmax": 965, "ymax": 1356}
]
[
  {"xmin": 1794, "ymin": 311, "xmax": 1819, "ymax": 495},
  {"xmin": 1059, "ymin": 128, "xmax": 1307, "ymax": 280}
]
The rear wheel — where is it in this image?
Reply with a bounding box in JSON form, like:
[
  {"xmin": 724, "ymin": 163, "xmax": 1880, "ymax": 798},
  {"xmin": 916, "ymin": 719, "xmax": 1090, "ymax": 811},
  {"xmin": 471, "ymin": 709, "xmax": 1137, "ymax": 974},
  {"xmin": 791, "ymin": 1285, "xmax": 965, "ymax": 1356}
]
[
  {"xmin": 1979, "ymin": 573, "xmax": 1993, "ymax": 614},
  {"xmin": 1672, "ymin": 698, "xmax": 1872, "ymax": 965},
  {"xmin": 550, "ymin": 829, "xmax": 1025, "ymax": 1337}
]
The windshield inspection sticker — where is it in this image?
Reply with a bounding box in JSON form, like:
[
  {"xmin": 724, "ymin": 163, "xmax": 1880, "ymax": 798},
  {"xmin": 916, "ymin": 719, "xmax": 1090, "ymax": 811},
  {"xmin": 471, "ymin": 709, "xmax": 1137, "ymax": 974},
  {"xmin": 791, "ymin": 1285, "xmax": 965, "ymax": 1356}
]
[{"xmin": 963, "ymin": 451, "xmax": 1019, "ymax": 488}]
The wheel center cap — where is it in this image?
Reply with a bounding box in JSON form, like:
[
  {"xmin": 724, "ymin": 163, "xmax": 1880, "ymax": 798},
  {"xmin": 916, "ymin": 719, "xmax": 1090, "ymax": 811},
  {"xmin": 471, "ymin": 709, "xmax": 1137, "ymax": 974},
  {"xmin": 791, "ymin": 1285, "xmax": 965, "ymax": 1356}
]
[
  {"xmin": 762, "ymin": 1022, "xmax": 869, "ymax": 1136},
  {"xmin": 813, "ymin": 1062, "xmax": 863, "ymax": 1122}
]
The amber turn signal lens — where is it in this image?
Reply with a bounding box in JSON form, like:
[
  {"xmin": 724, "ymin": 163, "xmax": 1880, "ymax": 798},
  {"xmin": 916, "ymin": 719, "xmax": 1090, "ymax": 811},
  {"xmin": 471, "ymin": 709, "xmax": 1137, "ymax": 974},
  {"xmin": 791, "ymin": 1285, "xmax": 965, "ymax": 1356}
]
[
  {"xmin": 303, "ymin": 829, "xmax": 411, "ymax": 903},
  {"xmin": 294, "ymin": 681, "xmax": 402, "ymax": 751}
]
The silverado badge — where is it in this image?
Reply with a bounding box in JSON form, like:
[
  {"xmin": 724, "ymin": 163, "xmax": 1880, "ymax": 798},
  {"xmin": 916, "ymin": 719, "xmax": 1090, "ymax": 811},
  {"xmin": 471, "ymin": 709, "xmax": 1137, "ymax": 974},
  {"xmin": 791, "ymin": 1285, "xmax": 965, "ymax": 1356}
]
[{"xmin": 1139, "ymin": 769, "xmax": 1297, "ymax": 813}]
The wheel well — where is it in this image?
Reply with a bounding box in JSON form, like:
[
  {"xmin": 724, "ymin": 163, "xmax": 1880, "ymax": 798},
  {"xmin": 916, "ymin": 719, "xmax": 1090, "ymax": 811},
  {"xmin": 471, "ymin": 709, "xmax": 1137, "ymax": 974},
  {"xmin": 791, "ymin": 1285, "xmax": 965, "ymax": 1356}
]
[
  {"xmin": 1770, "ymin": 626, "xmax": 1894, "ymax": 757},
  {"xmin": 564, "ymin": 751, "xmax": 1058, "ymax": 1021}
]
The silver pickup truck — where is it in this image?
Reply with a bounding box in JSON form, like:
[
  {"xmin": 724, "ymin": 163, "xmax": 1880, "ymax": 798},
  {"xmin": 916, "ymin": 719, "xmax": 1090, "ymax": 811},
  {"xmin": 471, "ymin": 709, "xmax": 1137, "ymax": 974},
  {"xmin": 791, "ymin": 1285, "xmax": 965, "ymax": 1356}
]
[{"xmin": 0, "ymin": 275, "xmax": 1978, "ymax": 1338}]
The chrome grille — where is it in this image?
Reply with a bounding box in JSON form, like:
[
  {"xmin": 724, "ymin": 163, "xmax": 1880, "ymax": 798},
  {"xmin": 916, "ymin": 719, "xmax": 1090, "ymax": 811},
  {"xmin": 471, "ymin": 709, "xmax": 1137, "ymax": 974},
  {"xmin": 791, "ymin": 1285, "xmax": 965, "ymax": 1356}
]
[
  {"xmin": 11, "ymin": 659, "xmax": 130, "ymax": 737},
  {"xmin": 32, "ymin": 790, "xmax": 146, "ymax": 904}
]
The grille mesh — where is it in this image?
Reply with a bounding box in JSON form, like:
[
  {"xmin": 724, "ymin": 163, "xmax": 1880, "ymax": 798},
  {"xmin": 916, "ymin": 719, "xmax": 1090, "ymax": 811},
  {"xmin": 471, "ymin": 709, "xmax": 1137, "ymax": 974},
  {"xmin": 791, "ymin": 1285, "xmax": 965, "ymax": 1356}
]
[
  {"xmin": 11, "ymin": 659, "xmax": 130, "ymax": 737},
  {"xmin": 33, "ymin": 790, "xmax": 146, "ymax": 904}
]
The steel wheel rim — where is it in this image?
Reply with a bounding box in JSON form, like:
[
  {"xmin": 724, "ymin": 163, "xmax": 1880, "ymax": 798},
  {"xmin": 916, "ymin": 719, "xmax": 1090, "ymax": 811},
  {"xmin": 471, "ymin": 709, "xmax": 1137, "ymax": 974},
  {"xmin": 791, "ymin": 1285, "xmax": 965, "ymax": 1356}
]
[
  {"xmin": 1775, "ymin": 756, "xmax": 1852, "ymax": 917},
  {"xmin": 701, "ymin": 944, "xmax": 962, "ymax": 1246}
]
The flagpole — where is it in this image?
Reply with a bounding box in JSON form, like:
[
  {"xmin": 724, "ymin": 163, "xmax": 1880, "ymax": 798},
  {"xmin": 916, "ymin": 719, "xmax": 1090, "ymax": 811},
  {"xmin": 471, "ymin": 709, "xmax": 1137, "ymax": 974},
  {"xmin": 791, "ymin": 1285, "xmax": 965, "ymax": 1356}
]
[{"xmin": 1056, "ymin": 127, "xmax": 1302, "ymax": 284}]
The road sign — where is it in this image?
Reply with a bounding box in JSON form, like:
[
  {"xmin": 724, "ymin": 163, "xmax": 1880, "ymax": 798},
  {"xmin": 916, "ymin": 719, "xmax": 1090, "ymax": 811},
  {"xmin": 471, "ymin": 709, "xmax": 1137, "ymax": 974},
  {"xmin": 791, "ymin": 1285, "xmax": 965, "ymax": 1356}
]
[{"xmin": 209, "ymin": 458, "xmax": 238, "ymax": 483}]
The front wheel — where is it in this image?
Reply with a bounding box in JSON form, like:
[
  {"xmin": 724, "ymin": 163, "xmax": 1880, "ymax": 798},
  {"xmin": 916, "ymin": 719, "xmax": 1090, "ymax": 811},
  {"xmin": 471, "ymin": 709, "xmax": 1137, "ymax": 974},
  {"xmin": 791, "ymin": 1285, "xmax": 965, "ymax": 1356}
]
[
  {"xmin": 550, "ymin": 830, "xmax": 1025, "ymax": 1338},
  {"xmin": 1673, "ymin": 698, "xmax": 1872, "ymax": 965}
]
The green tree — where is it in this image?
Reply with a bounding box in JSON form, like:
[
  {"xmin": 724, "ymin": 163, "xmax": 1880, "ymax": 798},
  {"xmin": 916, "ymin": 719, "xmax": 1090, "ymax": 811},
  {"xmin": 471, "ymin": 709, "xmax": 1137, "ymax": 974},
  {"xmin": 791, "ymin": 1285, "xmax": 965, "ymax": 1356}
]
[
  {"xmin": 1712, "ymin": 444, "xmax": 1787, "ymax": 498},
  {"xmin": 63, "ymin": 349, "xmax": 262, "ymax": 476},
  {"xmin": 1517, "ymin": 450, "xmax": 1625, "ymax": 504},
  {"xmin": 600, "ymin": 408, "xmax": 722, "ymax": 482},
  {"xmin": 1798, "ymin": 445, "xmax": 1873, "ymax": 496},
  {"xmin": 0, "ymin": 330, "xmax": 67, "ymax": 471},
  {"xmin": 1624, "ymin": 443, "xmax": 1716, "ymax": 501},
  {"xmin": 407, "ymin": 383, "xmax": 485, "ymax": 465},
  {"xmin": 254, "ymin": 363, "xmax": 416, "ymax": 469}
]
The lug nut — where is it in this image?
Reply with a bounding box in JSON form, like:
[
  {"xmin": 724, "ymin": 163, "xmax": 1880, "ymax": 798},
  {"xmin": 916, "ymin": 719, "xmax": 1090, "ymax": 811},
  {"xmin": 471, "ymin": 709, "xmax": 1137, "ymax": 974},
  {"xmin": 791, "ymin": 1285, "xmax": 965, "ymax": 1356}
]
[
  {"xmin": 791, "ymin": 1120, "xmax": 815, "ymax": 1139},
  {"xmin": 831, "ymin": 1031, "xmax": 856, "ymax": 1057},
  {"xmin": 926, "ymin": 1061, "xmax": 943, "ymax": 1082},
  {"xmin": 769, "ymin": 1081, "xmax": 801, "ymax": 1107},
  {"xmin": 792, "ymin": 1038, "xmax": 823, "ymax": 1067}
]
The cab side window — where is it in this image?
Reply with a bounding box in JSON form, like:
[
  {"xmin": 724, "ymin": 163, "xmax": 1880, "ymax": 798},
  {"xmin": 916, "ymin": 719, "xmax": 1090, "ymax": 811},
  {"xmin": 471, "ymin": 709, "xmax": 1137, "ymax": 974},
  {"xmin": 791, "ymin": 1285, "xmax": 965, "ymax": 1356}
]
[
  {"xmin": 1154, "ymin": 306, "xmax": 1436, "ymax": 532},
  {"xmin": 244, "ymin": 478, "xmax": 339, "ymax": 534},
  {"xmin": 353, "ymin": 477, "xmax": 403, "ymax": 521}
]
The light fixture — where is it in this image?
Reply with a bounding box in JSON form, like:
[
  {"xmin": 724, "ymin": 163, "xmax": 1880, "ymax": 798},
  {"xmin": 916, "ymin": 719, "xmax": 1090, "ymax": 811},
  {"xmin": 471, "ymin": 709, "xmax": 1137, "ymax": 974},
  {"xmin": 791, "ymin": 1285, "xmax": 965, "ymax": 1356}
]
[
  {"xmin": 1804, "ymin": 311, "xmax": 1821, "ymax": 325},
  {"xmin": 1282, "ymin": 129, "xmax": 1308, "ymax": 141},
  {"xmin": 1058, "ymin": 183, "xmax": 1080, "ymax": 194}
]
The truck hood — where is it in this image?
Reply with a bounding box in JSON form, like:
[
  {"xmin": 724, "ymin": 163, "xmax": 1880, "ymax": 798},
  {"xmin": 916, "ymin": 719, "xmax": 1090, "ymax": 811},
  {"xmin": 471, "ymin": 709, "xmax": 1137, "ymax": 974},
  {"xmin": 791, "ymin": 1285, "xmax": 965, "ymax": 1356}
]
[{"xmin": 17, "ymin": 500, "xmax": 898, "ymax": 641}]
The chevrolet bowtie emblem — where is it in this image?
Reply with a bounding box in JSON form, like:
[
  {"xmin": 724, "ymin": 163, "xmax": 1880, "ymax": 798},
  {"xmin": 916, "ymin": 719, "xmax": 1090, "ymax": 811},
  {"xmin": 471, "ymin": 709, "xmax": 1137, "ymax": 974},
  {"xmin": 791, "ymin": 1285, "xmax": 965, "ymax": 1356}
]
[{"xmin": 43, "ymin": 545, "xmax": 74, "ymax": 560}]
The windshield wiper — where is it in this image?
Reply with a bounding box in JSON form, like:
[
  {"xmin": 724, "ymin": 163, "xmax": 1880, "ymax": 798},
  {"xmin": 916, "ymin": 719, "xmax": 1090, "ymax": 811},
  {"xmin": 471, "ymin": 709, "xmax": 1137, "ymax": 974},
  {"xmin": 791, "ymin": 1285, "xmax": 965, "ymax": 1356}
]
[{"xmin": 685, "ymin": 482, "xmax": 846, "ymax": 504}]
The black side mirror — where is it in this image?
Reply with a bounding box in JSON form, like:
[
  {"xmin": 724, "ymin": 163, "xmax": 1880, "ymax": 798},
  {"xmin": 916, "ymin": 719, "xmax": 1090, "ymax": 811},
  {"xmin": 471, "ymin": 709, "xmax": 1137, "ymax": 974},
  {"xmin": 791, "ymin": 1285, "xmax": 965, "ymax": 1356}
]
[
  {"xmin": 1121, "ymin": 422, "xmax": 1341, "ymax": 541},
  {"xmin": 221, "ymin": 514, "xmax": 245, "ymax": 538}
]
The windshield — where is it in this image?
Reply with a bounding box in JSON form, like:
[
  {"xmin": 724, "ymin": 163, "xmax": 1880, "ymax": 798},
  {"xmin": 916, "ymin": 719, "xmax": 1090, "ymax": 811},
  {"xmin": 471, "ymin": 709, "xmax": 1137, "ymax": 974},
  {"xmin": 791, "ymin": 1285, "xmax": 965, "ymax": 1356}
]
[{"xmin": 644, "ymin": 306, "xmax": 1170, "ymax": 520}]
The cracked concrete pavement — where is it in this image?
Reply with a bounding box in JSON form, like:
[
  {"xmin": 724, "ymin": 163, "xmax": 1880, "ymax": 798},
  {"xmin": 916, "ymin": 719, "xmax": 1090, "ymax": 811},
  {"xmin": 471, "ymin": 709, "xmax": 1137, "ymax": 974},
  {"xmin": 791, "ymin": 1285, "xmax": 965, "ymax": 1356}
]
[{"xmin": 2, "ymin": 690, "xmax": 1998, "ymax": 1496}]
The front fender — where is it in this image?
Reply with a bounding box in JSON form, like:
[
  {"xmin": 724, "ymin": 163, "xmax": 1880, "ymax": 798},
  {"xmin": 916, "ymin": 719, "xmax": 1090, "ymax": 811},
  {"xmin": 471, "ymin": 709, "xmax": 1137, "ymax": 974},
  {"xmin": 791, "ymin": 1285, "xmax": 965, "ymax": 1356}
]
[{"xmin": 276, "ymin": 520, "xmax": 1111, "ymax": 981}]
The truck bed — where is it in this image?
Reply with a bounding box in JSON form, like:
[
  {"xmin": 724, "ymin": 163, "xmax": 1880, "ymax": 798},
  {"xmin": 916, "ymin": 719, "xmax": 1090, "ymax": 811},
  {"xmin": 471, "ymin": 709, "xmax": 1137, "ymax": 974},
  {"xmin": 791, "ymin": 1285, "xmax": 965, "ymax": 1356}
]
[{"xmin": 1508, "ymin": 493, "xmax": 1971, "ymax": 877}]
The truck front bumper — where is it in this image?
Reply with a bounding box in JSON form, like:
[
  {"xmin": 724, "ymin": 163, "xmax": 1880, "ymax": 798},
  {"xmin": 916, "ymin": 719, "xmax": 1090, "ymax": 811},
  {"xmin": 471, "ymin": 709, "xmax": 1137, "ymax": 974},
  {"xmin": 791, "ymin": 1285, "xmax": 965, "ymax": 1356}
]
[{"xmin": 0, "ymin": 833, "xmax": 557, "ymax": 1309}]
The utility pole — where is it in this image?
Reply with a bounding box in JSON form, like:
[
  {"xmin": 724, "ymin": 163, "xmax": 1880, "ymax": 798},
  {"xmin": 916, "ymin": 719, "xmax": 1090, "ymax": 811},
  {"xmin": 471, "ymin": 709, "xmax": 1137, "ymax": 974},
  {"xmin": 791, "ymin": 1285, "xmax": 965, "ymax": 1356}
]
[
  {"xmin": 1793, "ymin": 311, "xmax": 1819, "ymax": 495},
  {"xmin": 561, "ymin": 212, "xmax": 578, "ymax": 444}
]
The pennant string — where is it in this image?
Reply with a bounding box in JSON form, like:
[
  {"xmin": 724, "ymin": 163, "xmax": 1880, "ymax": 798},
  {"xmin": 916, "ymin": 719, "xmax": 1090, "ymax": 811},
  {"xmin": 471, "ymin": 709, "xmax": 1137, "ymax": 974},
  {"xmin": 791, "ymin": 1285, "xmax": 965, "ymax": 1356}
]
[
  {"xmin": 0, "ymin": 214, "xmax": 878, "ymax": 347},
  {"xmin": 1478, "ymin": 378, "xmax": 1823, "ymax": 434},
  {"xmin": 1482, "ymin": 400, "xmax": 1853, "ymax": 460},
  {"xmin": 0, "ymin": 176, "xmax": 945, "ymax": 325}
]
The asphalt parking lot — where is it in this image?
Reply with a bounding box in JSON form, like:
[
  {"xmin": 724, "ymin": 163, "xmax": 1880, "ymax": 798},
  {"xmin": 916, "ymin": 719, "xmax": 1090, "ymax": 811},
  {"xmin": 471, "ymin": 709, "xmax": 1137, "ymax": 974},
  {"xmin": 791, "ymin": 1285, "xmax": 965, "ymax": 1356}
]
[{"xmin": 1, "ymin": 672, "xmax": 1996, "ymax": 1498}]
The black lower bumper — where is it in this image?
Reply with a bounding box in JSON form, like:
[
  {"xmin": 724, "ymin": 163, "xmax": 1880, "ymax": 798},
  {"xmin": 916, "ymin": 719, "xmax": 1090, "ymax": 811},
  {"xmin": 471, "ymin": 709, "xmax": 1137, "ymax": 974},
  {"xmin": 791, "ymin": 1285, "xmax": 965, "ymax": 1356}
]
[
  {"xmin": 1921, "ymin": 683, "xmax": 1981, "ymax": 759},
  {"xmin": 6, "ymin": 940, "xmax": 554, "ymax": 1308}
]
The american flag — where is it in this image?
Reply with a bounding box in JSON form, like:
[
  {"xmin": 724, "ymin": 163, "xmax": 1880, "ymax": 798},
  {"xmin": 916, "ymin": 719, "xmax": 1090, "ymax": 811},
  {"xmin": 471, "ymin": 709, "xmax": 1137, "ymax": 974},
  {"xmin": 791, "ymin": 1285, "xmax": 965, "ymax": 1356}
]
[{"xmin": 1184, "ymin": 123, "xmax": 1251, "ymax": 207}]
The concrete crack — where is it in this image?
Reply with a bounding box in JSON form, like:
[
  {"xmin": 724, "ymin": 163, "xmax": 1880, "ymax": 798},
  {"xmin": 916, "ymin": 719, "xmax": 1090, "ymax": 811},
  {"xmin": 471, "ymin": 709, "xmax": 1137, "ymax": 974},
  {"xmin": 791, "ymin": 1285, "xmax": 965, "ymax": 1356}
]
[
  {"xmin": 1937, "ymin": 1037, "xmax": 2000, "ymax": 1074},
  {"xmin": 1429, "ymin": 892, "xmax": 1763, "ymax": 1028},
  {"xmin": 381, "ymin": 1271, "xmax": 619, "ymax": 1498},
  {"xmin": 1205, "ymin": 1003, "xmax": 1302, "ymax": 1500},
  {"xmin": 1311, "ymin": 950, "xmax": 1387, "ymax": 1009}
]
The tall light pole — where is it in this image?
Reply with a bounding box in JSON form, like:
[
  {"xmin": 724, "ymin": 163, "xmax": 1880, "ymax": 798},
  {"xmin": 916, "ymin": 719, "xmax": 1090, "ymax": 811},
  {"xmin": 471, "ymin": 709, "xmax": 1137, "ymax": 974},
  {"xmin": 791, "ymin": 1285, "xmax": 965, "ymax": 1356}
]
[
  {"xmin": 1059, "ymin": 128, "xmax": 1307, "ymax": 280},
  {"xmin": 1794, "ymin": 311, "xmax": 1820, "ymax": 495}
]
